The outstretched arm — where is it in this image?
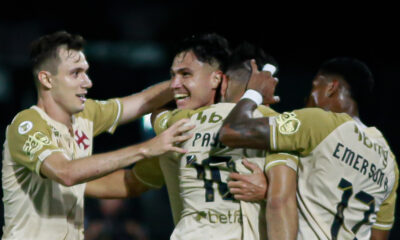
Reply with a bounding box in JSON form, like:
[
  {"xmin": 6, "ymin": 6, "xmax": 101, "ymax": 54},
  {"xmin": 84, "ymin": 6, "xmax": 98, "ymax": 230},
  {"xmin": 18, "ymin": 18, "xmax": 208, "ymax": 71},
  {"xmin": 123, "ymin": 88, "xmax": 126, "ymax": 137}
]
[
  {"xmin": 119, "ymin": 80, "xmax": 174, "ymax": 125},
  {"xmin": 41, "ymin": 119, "xmax": 193, "ymax": 187},
  {"xmin": 85, "ymin": 169, "xmax": 151, "ymax": 198}
]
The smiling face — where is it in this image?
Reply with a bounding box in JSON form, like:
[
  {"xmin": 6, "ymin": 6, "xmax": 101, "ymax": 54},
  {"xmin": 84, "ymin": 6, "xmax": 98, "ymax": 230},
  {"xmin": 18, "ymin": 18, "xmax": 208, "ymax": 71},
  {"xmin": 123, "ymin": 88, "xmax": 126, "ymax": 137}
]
[
  {"xmin": 49, "ymin": 46, "xmax": 92, "ymax": 115},
  {"xmin": 170, "ymin": 51, "xmax": 221, "ymax": 109}
]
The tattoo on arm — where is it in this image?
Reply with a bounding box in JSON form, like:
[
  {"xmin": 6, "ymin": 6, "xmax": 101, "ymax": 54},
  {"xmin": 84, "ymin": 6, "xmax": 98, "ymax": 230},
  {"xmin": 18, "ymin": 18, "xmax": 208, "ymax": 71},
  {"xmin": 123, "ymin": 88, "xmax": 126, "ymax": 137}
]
[{"xmin": 220, "ymin": 99, "xmax": 271, "ymax": 150}]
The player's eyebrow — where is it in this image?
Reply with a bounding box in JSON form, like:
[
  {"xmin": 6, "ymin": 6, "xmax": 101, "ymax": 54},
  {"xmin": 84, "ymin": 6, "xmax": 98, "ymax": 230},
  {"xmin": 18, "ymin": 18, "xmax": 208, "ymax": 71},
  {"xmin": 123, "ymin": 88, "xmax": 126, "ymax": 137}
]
[{"xmin": 174, "ymin": 68, "xmax": 192, "ymax": 74}]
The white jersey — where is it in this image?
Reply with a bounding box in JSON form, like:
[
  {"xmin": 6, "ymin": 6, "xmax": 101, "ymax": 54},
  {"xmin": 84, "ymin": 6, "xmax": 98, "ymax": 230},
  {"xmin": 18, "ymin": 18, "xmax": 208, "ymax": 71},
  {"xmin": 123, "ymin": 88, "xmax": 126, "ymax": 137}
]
[
  {"xmin": 2, "ymin": 99, "xmax": 122, "ymax": 240},
  {"xmin": 149, "ymin": 103, "xmax": 297, "ymax": 240},
  {"xmin": 269, "ymin": 108, "xmax": 398, "ymax": 240}
]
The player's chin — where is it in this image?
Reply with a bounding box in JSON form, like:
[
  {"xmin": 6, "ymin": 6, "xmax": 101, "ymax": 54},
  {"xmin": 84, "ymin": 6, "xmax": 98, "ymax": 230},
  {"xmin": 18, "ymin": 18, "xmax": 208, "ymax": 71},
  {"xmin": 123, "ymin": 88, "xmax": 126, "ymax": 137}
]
[
  {"xmin": 176, "ymin": 98, "xmax": 191, "ymax": 109},
  {"xmin": 71, "ymin": 103, "xmax": 85, "ymax": 114}
]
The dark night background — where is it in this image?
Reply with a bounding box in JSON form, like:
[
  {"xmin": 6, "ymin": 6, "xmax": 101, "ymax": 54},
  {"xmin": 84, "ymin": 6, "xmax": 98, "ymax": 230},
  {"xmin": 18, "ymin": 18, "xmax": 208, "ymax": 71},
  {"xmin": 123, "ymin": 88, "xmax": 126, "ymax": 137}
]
[{"xmin": 1, "ymin": 2, "xmax": 399, "ymax": 239}]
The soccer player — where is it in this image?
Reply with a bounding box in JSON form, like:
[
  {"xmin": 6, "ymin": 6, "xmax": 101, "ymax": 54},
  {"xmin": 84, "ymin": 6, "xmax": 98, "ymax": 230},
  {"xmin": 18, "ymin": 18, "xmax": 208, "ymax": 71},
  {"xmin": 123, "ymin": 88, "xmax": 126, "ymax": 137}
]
[
  {"xmin": 1, "ymin": 31, "xmax": 193, "ymax": 240},
  {"xmin": 135, "ymin": 36, "xmax": 298, "ymax": 240},
  {"xmin": 220, "ymin": 58, "xmax": 398, "ymax": 240}
]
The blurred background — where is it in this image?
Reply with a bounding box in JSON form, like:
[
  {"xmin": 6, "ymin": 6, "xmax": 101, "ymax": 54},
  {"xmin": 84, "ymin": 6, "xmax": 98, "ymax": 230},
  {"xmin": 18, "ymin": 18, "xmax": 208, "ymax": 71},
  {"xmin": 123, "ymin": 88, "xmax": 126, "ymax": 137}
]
[{"xmin": 1, "ymin": 1, "xmax": 399, "ymax": 239}]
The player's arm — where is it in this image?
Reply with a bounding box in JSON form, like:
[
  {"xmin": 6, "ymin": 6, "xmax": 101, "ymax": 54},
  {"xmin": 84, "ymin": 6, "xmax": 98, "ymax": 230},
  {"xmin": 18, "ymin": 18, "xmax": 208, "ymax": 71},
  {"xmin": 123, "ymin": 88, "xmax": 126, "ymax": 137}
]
[
  {"xmin": 220, "ymin": 98, "xmax": 271, "ymax": 149},
  {"xmin": 220, "ymin": 60, "xmax": 278, "ymax": 150},
  {"xmin": 370, "ymin": 229, "xmax": 390, "ymax": 240},
  {"xmin": 370, "ymin": 162, "xmax": 398, "ymax": 240},
  {"xmin": 265, "ymin": 164, "xmax": 297, "ymax": 240},
  {"xmin": 119, "ymin": 80, "xmax": 173, "ymax": 125},
  {"xmin": 41, "ymin": 118, "xmax": 193, "ymax": 186},
  {"xmin": 228, "ymin": 156, "xmax": 298, "ymax": 240},
  {"xmin": 85, "ymin": 169, "xmax": 151, "ymax": 198}
]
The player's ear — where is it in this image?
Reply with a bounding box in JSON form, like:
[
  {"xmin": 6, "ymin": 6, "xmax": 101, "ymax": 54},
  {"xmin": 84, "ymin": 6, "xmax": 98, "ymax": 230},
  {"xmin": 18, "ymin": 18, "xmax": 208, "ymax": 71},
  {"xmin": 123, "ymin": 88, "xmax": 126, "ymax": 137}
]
[
  {"xmin": 220, "ymin": 74, "xmax": 229, "ymax": 99},
  {"xmin": 38, "ymin": 71, "xmax": 53, "ymax": 89},
  {"xmin": 211, "ymin": 70, "xmax": 223, "ymax": 89},
  {"xmin": 326, "ymin": 79, "xmax": 340, "ymax": 97}
]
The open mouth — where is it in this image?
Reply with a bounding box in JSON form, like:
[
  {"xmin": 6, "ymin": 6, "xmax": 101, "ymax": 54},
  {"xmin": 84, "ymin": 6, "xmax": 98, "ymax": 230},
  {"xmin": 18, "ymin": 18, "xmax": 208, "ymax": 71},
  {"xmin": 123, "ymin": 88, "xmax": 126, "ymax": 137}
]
[
  {"xmin": 76, "ymin": 94, "xmax": 87, "ymax": 103},
  {"xmin": 174, "ymin": 93, "xmax": 189, "ymax": 101}
]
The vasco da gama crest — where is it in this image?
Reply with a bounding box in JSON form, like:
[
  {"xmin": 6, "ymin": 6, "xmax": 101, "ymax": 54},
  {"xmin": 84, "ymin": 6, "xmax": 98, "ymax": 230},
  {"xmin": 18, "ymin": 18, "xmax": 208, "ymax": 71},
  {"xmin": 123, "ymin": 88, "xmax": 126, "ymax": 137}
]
[{"xmin": 276, "ymin": 112, "xmax": 301, "ymax": 135}]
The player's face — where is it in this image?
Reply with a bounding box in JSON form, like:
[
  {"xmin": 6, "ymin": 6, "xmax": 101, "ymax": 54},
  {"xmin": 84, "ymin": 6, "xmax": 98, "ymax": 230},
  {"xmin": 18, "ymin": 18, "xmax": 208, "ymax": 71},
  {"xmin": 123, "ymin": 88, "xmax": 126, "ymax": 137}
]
[
  {"xmin": 51, "ymin": 47, "xmax": 92, "ymax": 115},
  {"xmin": 306, "ymin": 73, "xmax": 330, "ymax": 108},
  {"xmin": 170, "ymin": 51, "xmax": 220, "ymax": 109}
]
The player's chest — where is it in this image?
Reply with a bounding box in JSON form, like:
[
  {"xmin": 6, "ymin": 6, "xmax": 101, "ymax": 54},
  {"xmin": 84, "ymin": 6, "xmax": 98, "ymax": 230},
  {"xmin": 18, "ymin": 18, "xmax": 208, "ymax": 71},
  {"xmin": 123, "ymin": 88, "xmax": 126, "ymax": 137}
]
[{"xmin": 49, "ymin": 120, "xmax": 93, "ymax": 159}]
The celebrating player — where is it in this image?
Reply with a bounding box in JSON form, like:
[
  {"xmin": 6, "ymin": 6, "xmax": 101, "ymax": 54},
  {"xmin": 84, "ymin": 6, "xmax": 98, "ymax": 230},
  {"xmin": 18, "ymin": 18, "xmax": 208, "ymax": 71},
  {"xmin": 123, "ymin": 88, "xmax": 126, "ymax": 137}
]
[
  {"xmin": 220, "ymin": 57, "xmax": 398, "ymax": 240},
  {"xmin": 134, "ymin": 34, "xmax": 298, "ymax": 239},
  {"xmin": 1, "ymin": 31, "xmax": 193, "ymax": 240}
]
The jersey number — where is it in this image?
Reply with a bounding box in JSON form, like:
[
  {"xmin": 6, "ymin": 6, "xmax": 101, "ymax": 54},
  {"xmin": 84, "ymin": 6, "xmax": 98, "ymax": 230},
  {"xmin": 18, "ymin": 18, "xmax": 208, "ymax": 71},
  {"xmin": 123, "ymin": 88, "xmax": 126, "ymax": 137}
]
[
  {"xmin": 187, "ymin": 155, "xmax": 235, "ymax": 202},
  {"xmin": 331, "ymin": 178, "xmax": 375, "ymax": 239}
]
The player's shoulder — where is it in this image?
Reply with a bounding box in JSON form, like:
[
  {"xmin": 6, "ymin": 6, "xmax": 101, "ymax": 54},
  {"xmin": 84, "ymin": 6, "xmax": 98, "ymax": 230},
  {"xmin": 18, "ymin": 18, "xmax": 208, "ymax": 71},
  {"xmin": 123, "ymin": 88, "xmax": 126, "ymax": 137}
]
[
  {"xmin": 75, "ymin": 98, "xmax": 113, "ymax": 118},
  {"xmin": 257, "ymin": 105, "xmax": 279, "ymax": 117},
  {"xmin": 8, "ymin": 107, "xmax": 48, "ymax": 133},
  {"xmin": 292, "ymin": 108, "xmax": 352, "ymax": 129}
]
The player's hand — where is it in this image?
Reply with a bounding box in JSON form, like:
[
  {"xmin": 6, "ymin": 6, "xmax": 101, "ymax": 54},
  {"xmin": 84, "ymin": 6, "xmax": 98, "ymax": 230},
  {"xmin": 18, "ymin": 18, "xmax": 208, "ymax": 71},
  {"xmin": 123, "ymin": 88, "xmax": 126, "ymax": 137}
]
[
  {"xmin": 246, "ymin": 59, "xmax": 280, "ymax": 105},
  {"xmin": 143, "ymin": 118, "xmax": 194, "ymax": 157},
  {"xmin": 228, "ymin": 158, "xmax": 267, "ymax": 202}
]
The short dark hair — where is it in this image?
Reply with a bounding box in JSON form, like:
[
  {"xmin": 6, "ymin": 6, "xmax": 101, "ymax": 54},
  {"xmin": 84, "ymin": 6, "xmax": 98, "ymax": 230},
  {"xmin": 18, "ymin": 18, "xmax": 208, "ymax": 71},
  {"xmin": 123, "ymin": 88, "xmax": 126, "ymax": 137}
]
[
  {"xmin": 226, "ymin": 42, "xmax": 278, "ymax": 83},
  {"xmin": 173, "ymin": 33, "xmax": 231, "ymax": 72},
  {"xmin": 30, "ymin": 31, "xmax": 85, "ymax": 78},
  {"xmin": 318, "ymin": 57, "xmax": 374, "ymax": 106}
]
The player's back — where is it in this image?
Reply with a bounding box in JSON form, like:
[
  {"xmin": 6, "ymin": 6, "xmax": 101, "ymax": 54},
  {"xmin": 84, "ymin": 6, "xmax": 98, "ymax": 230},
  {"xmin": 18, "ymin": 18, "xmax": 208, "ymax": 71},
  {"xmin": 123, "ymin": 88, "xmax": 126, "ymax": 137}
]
[{"xmin": 269, "ymin": 108, "xmax": 398, "ymax": 240}]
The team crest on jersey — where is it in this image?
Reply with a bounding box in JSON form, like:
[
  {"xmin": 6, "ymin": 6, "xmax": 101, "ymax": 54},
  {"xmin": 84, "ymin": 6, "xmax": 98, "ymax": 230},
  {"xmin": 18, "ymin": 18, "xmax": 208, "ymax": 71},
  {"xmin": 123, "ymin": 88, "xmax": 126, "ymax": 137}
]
[
  {"xmin": 75, "ymin": 129, "xmax": 90, "ymax": 150},
  {"xmin": 23, "ymin": 132, "xmax": 51, "ymax": 159},
  {"xmin": 276, "ymin": 112, "xmax": 301, "ymax": 135},
  {"xmin": 18, "ymin": 121, "xmax": 33, "ymax": 135}
]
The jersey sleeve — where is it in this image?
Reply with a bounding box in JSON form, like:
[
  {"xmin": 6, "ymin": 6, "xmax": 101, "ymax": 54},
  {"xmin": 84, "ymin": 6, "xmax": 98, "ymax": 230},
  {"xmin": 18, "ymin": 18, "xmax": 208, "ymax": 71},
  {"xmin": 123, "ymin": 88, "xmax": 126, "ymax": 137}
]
[
  {"xmin": 269, "ymin": 108, "xmax": 352, "ymax": 156},
  {"xmin": 7, "ymin": 110, "xmax": 65, "ymax": 175},
  {"xmin": 265, "ymin": 152, "xmax": 299, "ymax": 173},
  {"xmin": 152, "ymin": 109, "xmax": 194, "ymax": 135},
  {"xmin": 256, "ymin": 105, "xmax": 279, "ymax": 117},
  {"xmin": 153, "ymin": 110, "xmax": 172, "ymax": 135},
  {"xmin": 80, "ymin": 98, "xmax": 123, "ymax": 136},
  {"xmin": 373, "ymin": 161, "xmax": 399, "ymax": 230},
  {"xmin": 131, "ymin": 157, "xmax": 165, "ymax": 189}
]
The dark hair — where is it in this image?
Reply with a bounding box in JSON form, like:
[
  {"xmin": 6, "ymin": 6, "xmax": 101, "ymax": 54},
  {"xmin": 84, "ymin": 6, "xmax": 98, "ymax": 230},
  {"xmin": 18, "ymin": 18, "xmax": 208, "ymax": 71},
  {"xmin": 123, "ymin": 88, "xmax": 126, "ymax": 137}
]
[
  {"xmin": 30, "ymin": 31, "xmax": 85, "ymax": 77},
  {"xmin": 318, "ymin": 57, "xmax": 374, "ymax": 106},
  {"xmin": 173, "ymin": 33, "xmax": 231, "ymax": 72},
  {"xmin": 226, "ymin": 42, "xmax": 278, "ymax": 83}
]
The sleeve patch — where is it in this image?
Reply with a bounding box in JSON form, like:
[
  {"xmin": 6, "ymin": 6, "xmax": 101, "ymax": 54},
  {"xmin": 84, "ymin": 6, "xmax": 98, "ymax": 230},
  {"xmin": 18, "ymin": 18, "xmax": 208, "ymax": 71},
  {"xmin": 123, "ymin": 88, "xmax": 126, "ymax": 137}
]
[
  {"xmin": 23, "ymin": 132, "xmax": 51, "ymax": 160},
  {"xmin": 18, "ymin": 121, "xmax": 33, "ymax": 134},
  {"xmin": 276, "ymin": 112, "xmax": 301, "ymax": 135}
]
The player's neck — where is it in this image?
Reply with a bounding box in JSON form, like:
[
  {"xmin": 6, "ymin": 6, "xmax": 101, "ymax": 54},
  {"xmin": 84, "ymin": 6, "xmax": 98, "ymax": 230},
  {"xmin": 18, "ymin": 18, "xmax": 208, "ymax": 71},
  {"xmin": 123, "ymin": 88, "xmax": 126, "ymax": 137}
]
[{"xmin": 37, "ymin": 96, "xmax": 73, "ymax": 131}]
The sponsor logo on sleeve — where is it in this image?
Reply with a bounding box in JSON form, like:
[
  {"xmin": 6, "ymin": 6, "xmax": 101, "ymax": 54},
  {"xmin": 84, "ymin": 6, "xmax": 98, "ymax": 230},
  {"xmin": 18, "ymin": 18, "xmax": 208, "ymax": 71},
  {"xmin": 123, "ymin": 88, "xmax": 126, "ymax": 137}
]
[
  {"xmin": 276, "ymin": 112, "xmax": 301, "ymax": 135},
  {"xmin": 18, "ymin": 121, "xmax": 33, "ymax": 135},
  {"xmin": 23, "ymin": 132, "xmax": 51, "ymax": 159}
]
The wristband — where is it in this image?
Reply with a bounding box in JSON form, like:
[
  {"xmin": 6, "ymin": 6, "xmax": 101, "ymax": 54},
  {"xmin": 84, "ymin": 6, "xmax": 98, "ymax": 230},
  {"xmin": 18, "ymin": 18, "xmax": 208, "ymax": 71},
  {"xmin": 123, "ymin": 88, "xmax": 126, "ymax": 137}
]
[
  {"xmin": 241, "ymin": 89, "xmax": 263, "ymax": 105},
  {"xmin": 262, "ymin": 64, "xmax": 277, "ymax": 75}
]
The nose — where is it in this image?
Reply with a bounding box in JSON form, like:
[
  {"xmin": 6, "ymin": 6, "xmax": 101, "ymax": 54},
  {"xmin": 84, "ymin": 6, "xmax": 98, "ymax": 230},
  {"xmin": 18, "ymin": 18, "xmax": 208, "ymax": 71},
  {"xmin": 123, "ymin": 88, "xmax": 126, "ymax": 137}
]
[
  {"xmin": 82, "ymin": 74, "xmax": 93, "ymax": 89},
  {"xmin": 170, "ymin": 76, "xmax": 183, "ymax": 90}
]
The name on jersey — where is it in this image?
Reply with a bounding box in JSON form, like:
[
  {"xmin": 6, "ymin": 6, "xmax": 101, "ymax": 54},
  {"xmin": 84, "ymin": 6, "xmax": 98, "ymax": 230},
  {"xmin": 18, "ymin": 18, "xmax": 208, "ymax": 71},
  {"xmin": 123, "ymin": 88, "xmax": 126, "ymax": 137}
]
[
  {"xmin": 192, "ymin": 131, "xmax": 226, "ymax": 149},
  {"xmin": 332, "ymin": 142, "xmax": 389, "ymax": 191}
]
